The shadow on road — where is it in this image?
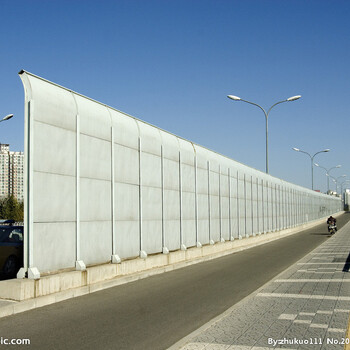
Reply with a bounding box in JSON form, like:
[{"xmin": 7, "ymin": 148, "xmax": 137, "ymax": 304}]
[{"xmin": 343, "ymin": 253, "xmax": 350, "ymax": 272}]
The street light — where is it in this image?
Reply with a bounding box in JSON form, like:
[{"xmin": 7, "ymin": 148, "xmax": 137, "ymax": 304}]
[
  {"xmin": 340, "ymin": 179, "xmax": 350, "ymax": 194},
  {"xmin": 0, "ymin": 114, "xmax": 13, "ymax": 123},
  {"xmin": 334, "ymin": 175, "xmax": 347, "ymax": 193},
  {"xmin": 227, "ymin": 94, "xmax": 301, "ymax": 173},
  {"xmin": 292, "ymin": 148, "xmax": 330, "ymax": 190},
  {"xmin": 330, "ymin": 177, "xmax": 337, "ymax": 192},
  {"xmin": 326, "ymin": 174, "xmax": 346, "ymax": 193},
  {"xmin": 314, "ymin": 163, "xmax": 341, "ymax": 193}
]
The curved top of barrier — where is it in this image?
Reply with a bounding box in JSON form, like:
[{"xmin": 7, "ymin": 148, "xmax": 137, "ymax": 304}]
[{"xmin": 19, "ymin": 69, "xmax": 339, "ymax": 200}]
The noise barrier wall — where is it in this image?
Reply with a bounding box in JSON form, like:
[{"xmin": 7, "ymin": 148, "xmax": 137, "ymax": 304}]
[{"xmin": 19, "ymin": 71, "xmax": 341, "ymax": 276}]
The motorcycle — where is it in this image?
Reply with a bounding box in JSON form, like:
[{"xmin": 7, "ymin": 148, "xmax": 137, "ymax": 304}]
[{"xmin": 328, "ymin": 224, "xmax": 337, "ymax": 234}]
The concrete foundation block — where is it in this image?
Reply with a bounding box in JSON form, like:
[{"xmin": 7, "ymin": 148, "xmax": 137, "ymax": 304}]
[
  {"xmin": 0, "ymin": 279, "xmax": 35, "ymax": 301},
  {"xmin": 117, "ymin": 258, "xmax": 147, "ymax": 276},
  {"xmin": 60, "ymin": 271, "xmax": 86, "ymax": 291},
  {"xmin": 202, "ymin": 244, "xmax": 215, "ymax": 256},
  {"xmin": 35, "ymin": 275, "xmax": 61, "ymax": 297},
  {"xmin": 186, "ymin": 247, "xmax": 203, "ymax": 260},
  {"xmin": 214, "ymin": 243, "xmax": 228, "ymax": 253},
  {"xmin": 145, "ymin": 255, "xmax": 168, "ymax": 270},
  {"xmin": 168, "ymin": 250, "xmax": 186, "ymax": 264},
  {"xmin": 87, "ymin": 264, "xmax": 117, "ymax": 285},
  {"xmin": 225, "ymin": 242, "xmax": 234, "ymax": 250}
]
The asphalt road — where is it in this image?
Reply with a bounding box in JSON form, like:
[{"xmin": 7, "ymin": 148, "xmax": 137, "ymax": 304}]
[{"xmin": 1, "ymin": 213, "xmax": 350, "ymax": 350}]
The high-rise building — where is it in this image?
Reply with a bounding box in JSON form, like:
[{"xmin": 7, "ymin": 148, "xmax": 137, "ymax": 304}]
[{"xmin": 0, "ymin": 144, "xmax": 24, "ymax": 201}]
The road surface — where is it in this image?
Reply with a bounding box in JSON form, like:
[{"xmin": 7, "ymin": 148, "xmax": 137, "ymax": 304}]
[{"xmin": 1, "ymin": 213, "xmax": 349, "ymax": 350}]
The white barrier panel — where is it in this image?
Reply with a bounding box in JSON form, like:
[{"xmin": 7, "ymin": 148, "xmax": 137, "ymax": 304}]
[{"xmin": 19, "ymin": 71, "xmax": 342, "ymax": 278}]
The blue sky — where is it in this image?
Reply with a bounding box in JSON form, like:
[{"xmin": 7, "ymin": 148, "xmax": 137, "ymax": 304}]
[{"xmin": 0, "ymin": 0, "xmax": 349, "ymax": 193}]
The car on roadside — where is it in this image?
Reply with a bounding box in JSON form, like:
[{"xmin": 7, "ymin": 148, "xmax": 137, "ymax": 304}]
[{"xmin": 0, "ymin": 220, "xmax": 23, "ymax": 278}]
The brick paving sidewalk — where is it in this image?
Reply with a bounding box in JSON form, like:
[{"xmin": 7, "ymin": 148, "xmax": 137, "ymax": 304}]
[{"xmin": 170, "ymin": 221, "xmax": 350, "ymax": 350}]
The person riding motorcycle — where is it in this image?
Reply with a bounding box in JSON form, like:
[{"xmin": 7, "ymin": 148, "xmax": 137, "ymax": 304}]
[{"xmin": 327, "ymin": 216, "xmax": 337, "ymax": 232}]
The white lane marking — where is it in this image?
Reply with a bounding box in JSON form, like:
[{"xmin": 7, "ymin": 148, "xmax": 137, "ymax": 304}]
[
  {"xmin": 294, "ymin": 320, "xmax": 311, "ymax": 324},
  {"xmin": 311, "ymin": 253, "xmax": 348, "ymax": 255},
  {"xmin": 334, "ymin": 309, "xmax": 350, "ymax": 313},
  {"xmin": 257, "ymin": 293, "xmax": 350, "ymax": 301},
  {"xmin": 310, "ymin": 323, "xmax": 328, "ymax": 329},
  {"xmin": 275, "ymin": 279, "xmax": 350, "ymax": 283},
  {"xmin": 299, "ymin": 312, "xmax": 316, "ymax": 316},
  {"xmin": 328, "ymin": 328, "xmax": 346, "ymax": 333},
  {"xmin": 297, "ymin": 263, "xmax": 346, "ymax": 265},
  {"xmin": 317, "ymin": 310, "xmax": 333, "ymax": 315},
  {"xmin": 297, "ymin": 270, "xmax": 340, "ymax": 273},
  {"xmin": 313, "ymin": 253, "xmax": 350, "ymax": 255},
  {"xmin": 278, "ymin": 314, "xmax": 297, "ymax": 320}
]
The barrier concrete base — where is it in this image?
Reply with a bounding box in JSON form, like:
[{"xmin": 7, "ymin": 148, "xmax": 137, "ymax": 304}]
[{"xmin": 0, "ymin": 213, "xmax": 343, "ymax": 306}]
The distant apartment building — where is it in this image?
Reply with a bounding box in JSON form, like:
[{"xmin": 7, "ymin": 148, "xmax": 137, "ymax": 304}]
[{"xmin": 0, "ymin": 144, "xmax": 24, "ymax": 201}]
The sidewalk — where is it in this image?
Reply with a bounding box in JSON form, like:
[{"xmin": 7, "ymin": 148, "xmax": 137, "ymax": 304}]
[{"xmin": 170, "ymin": 221, "xmax": 350, "ymax": 350}]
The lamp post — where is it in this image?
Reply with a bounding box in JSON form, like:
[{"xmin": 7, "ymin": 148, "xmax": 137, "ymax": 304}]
[
  {"xmin": 314, "ymin": 164, "xmax": 341, "ymax": 193},
  {"xmin": 340, "ymin": 180, "xmax": 350, "ymax": 194},
  {"xmin": 340, "ymin": 180, "xmax": 350, "ymax": 210},
  {"xmin": 0, "ymin": 114, "xmax": 13, "ymax": 123},
  {"xmin": 327, "ymin": 174, "xmax": 345, "ymax": 193},
  {"xmin": 334, "ymin": 175, "xmax": 347, "ymax": 193},
  {"xmin": 292, "ymin": 148, "xmax": 330, "ymax": 190},
  {"xmin": 227, "ymin": 94, "xmax": 301, "ymax": 174},
  {"xmin": 330, "ymin": 177, "xmax": 337, "ymax": 192}
]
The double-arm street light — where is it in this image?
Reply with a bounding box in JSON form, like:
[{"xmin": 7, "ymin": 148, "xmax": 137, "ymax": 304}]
[
  {"xmin": 227, "ymin": 94, "xmax": 301, "ymax": 174},
  {"xmin": 292, "ymin": 148, "xmax": 330, "ymax": 190},
  {"xmin": 0, "ymin": 114, "xmax": 13, "ymax": 123},
  {"xmin": 314, "ymin": 163, "xmax": 341, "ymax": 193}
]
